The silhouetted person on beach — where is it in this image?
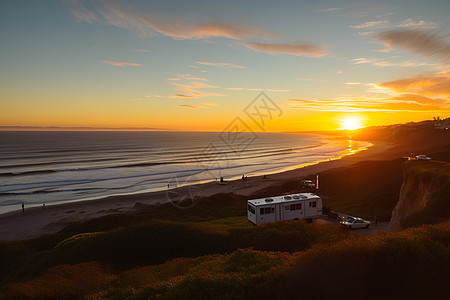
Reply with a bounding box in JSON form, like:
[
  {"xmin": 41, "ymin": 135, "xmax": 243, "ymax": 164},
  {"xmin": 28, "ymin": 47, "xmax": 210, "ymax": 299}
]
[
  {"xmin": 242, "ymin": 175, "xmax": 245, "ymax": 181},
  {"xmin": 220, "ymin": 177, "xmax": 224, "ymax": 183},
  {"xmin": 22, "ymin": 203, "xmax": 24, "ymax": 212}
]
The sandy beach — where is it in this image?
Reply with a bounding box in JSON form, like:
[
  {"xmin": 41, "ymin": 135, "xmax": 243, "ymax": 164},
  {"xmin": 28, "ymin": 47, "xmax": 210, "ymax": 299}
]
[{"xmin": 0, "ymin": 141, "xmax": 397, "ymax": 241}]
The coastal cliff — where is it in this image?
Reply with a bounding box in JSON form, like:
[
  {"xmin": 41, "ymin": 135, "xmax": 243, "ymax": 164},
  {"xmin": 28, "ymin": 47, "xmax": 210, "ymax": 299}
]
[{"xmin": 389, "ymin": 160, "xmax": 450, "ymax": 230}]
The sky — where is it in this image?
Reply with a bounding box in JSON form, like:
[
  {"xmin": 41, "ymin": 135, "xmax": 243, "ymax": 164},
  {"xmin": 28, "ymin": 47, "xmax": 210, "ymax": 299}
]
[{"xmin": 1, "ymin": 0, "xmax": 449, "ymax": 131}]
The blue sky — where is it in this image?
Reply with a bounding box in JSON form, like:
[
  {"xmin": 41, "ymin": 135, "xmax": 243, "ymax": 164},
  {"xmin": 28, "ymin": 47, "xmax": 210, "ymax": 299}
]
[{"xmin": 1, "ymin": 0, "xmax": 449, "ymax": 131}]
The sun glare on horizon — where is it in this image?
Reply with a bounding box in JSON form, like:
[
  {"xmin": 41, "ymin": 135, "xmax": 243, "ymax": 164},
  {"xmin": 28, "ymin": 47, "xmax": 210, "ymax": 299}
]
[{"xmin": 339, "ymin": 117, "xmax": 364, "ymax": 131}]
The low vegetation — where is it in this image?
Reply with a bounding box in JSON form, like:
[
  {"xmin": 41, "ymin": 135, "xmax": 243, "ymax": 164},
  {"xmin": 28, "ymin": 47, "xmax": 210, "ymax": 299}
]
[{"xmin": 1, "ymin": 223, "xmax": 448, "ymax": 299}]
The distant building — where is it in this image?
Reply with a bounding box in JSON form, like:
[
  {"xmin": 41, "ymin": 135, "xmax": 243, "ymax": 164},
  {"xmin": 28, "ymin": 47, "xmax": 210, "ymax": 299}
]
[{"xmin": 434, "ymin": 118, "xmax": 450, "ymax": 129}]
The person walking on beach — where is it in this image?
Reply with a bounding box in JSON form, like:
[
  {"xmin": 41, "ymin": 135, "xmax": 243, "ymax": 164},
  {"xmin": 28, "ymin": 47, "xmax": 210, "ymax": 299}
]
[{"xmin": 22, "ymin": 202, "xmax": 24, "ymax": 212}]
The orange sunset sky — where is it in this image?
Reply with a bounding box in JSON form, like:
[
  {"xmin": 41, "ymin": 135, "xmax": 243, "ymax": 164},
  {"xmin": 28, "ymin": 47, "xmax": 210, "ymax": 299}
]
[{"xmin": 1, "ymin": 0, "xmax": 449, "ymax": 131}]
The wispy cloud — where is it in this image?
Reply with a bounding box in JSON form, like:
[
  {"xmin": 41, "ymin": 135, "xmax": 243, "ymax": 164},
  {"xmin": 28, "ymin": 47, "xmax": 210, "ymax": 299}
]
[
  {"xmin": 195, "ymin": 61, "xmax": 247, "ymax": 69},
  {"xmin": 376, "ymin": 29, "xmax": 450, "ymax": 63},
  {"xmin": 171, "ymin": 94, "xmax": 199, "ymax": 99},
  {"xmin": 285, "ymin": 96, "xmax": 447, "ymax": 112},
  {"xmin": 242, "ymin": 42, "xmax": 327, "ymax": 57},
  {"xmin": 63, "ymin": 0, "xmax": 100, "ymax": 24},
  {"xmin": 397, "ymin": 18, "xmax": 436, "ymax": 29},
  {"xmin": 351, "ymin": 57, "xmax": 436, "ymax": 67},
  {"xmin": 351, "ymin": 18, "xmax": 435, "ymax": 30},
  {"xmin": 102, "ymin": 60, "xmax": 143, "ymax": 67},
  {"xmin": 167, "ymin": 73, "xmax": 225, "ymax": 98},
  {"xmin": 345, "ymin": 82, "xmax": 361, "ymax": 85},
  {"xmin": 376, "ymin": 72, "xmax": 450, "ymax": 98},
  {"xmin": 317, "ymin": 7, "xmax": 341, "ymax": 12},
  {"xmin": 178, "ymin": 104, "xmax": 200, "ymax": 108},
  {"xmin": 350, "ymin": 20, "xmax": 390, "ymax": 29},
  {"xmin": 202, "ymin": 102, "xmax": 218, "ymax": 106},
  {"xmin": 65, "ymin": 0, "xmax": 277, "ymax": 40}
]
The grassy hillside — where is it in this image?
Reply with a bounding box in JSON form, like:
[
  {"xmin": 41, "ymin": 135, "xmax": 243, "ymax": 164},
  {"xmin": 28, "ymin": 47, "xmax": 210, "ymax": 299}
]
[
  {"xmin": 1, "ymin": 223, "xmax": 448, "ymax": 300},
  {"xmin": 0, "ymin": 194, "xmax": 347, "ymax": 285},
  {"xmin": 318, "ymin": 159, "xmax": 404, "ymax": 220}
]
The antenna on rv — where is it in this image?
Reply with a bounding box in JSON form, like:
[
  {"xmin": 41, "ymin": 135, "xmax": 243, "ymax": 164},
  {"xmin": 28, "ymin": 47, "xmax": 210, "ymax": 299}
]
[{"xmin": 316, "ymin": 174, "xmax": 319, "ymax": 190}]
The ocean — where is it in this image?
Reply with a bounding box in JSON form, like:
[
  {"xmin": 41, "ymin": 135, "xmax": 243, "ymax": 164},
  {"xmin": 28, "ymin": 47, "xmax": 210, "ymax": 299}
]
[{"xmin": 0, "ymin": 131, "xmax": 370, "ymax": 214}]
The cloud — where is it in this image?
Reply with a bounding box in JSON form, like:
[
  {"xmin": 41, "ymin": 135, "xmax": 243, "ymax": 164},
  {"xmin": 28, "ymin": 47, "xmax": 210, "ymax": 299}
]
[
  {"xmin": 397, "ymin": 18, "xmax": 436, "ymax": 29},
  {"xmin": 376, "ymin": 72, "xmax": 450, "ymax": 98},
  {"xmin": 376, "ymin": 29, "xmax": 450, "ymax": 63},
  {"xmin": 350, "ymin": 57, "xmax": 436, "ymax": 67},
  {"xmin": 285, "ymin": 96, "xmax": 447, "ymax": 112},
  {"xmin": 167, "ymin": 74, "xmax": 225, "ymax": 98},
  {"xmin": 178, "ymin": 104, "xmax": 199, "ymax": 108},
  {"xmin": 392, "ymin": 94, "xmax": 443, "ymax": 104},
  {"xmin": 102, "ymin": 60, "xmax": 143, "ymax": 67},
  {"xmin": 171, "ymin": 94, "xmax": 199, "ymax": 99},
  {"xmin": 371, "ymin": 48, "xmax": 392, "ymax": 53},
  {"xmin": 65, "ymin": 0, "xmax": 277, "ymax": 40},
  {"xmin": 317, "ymin": 8, "xmax": 341, "ymax": 12},
  {"xmin": 202, "ymin": 102, "xmax": 218, "ymax": 106},
  {"xmin": 345, "ymin": 82, "xmax": 361, "ymax": 85},
  {"xmin": 63, "ymin": 0, "xmax": 100, "ymax": 24},
  {"xmin": 350, "ymin": 20, "xmax": 391, "ymax": 29},
  {"xmin": 195, "ymin": 61, "xmax": 247, "ymax": 69},
  {"xmin": 242, "ymin": 42, "xmax": 327, "ymax": 57}
]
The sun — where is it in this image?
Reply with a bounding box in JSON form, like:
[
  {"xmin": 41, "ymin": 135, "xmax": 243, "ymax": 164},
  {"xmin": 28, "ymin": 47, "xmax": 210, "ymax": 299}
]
[{"xmin": 339, "ymin": 117, "xmax": 364, "ymax": 130}]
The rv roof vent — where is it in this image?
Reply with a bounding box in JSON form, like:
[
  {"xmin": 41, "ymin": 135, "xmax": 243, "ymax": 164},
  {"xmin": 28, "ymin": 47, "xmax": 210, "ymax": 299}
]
[
  {"xmin": 292, "ymin": 195, "xmax": 300, "ymax": 199},
  {"xmin": 284, "ymin": 196, "xmax": 292, "ymax": 200},
  {"xmin": 300, "ymin": 195, "xmax": 307, "ymax": 199},
  {"xmin": 265, "ymin": 198, "xmax": 274, "ymax": 202}
]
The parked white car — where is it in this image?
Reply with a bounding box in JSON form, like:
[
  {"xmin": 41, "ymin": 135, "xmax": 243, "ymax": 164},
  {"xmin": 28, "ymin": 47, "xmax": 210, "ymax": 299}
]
[
  {"xmin": 301, "ymin": 180, "xmax": 315, "ymax": 188},
  {"xmin": 415, "ymin": 155, "xmax": 432, "ymax": 161},
  {"xmin": 340, "ymin": 217, "xmax": 371, "ymax": 229}
]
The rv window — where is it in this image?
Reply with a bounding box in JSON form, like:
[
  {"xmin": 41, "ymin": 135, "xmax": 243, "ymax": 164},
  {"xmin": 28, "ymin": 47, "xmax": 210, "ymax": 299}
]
[
  {"xmin": 309, "ymin": 201, "xmax": 317, "ymax": 208},
  {"xmin": 290, "ymin": 203, "xmax": 302, "ymax": 210},
  {"xmin": 285, "ymin": 206, "xmax": 290, "ymax": 210},
  {"xmin": 265, "ymin": 207, "xmax": 272, "ymax": 214},
  {"xmin": 248, "ymin": 205, "xmax": 255, "ymax": 214},
  {"xmin": 260, "ymin": 208, "xmax": 265, "ymax": 215}
]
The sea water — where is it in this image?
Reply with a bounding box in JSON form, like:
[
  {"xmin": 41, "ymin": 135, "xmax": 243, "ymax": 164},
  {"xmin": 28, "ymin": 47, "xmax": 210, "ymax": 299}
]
[{"xmin": 0, "ymin": 131, "xmax": 370, "ymax": 214}]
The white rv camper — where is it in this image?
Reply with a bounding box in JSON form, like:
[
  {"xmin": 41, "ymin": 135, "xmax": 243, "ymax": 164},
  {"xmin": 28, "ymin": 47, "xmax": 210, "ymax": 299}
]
[{"xmin": 247, "ymin": 193, "xmax": 323, "ymax": 225}]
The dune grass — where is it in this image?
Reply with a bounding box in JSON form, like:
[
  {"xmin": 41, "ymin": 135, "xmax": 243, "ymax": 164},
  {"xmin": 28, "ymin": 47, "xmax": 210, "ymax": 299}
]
[{"xmin": 2, "ymin": 222, "xmax": 448, "ymax": 300}]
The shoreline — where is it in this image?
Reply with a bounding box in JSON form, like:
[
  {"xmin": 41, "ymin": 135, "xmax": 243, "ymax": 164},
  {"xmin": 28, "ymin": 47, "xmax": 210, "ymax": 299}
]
[
  {"xmin": 0, "ymin": 136, "xmax": 370, "ymax": 216},
  {"xmin": 0, "ymin": 140, "xmax": 397, "ymax": 241}
]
